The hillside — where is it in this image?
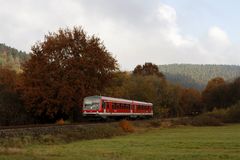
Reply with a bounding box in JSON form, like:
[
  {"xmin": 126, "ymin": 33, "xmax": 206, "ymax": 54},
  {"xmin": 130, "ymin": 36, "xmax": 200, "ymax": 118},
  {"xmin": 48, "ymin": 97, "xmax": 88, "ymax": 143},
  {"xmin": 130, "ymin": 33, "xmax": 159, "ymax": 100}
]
[
  {"xmin": 0, "ymin": 43, "xmax": 29, "ymax": 72},
  {"xmin": 158, "ymin": 64, "xmax": 240, "ymax": 90}
]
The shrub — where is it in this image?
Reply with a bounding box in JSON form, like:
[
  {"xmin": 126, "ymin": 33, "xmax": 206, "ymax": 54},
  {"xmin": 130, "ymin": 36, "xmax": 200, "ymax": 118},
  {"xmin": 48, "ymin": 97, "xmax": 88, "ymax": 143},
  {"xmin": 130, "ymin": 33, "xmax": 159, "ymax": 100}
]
[
  {"xmin": 206, "ymin": 108, "xmax": 228, "ymax": 122},
  {"xmin": 56, "ymin": 118, "xmax": 65, "ymax": 125},
  {"xmin": 149, "ymin": 120, "xmax": 161, "ymax": 127},
  {"xmin": 202, "ymin": 101, "xmax": 240, "ymax": 124},
  {"xmin": 191, "ymin": 114, "xmax": 223, "ymax": 126},
  {"xmin": 225, "ymin": 102, "xmax": 240, "ymax": 123},
  {"xmin": 0, "ymin": 89, "xmax": 34, "ymax": 126},
  {"xmin": 172, "ymin": 117, "xmax": 192, "ymax": 126},
  {"xmin": 119, "ymin": 120, "xmax": 135, "ymax": 133}
]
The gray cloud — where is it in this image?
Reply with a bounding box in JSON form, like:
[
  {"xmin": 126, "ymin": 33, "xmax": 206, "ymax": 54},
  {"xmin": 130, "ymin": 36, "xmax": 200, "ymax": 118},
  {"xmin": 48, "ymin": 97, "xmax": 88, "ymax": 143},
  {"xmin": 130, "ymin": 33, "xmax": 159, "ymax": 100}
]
[{"xmin": 0, "ymin": 0, "xmax": 239, "ymax": 70}]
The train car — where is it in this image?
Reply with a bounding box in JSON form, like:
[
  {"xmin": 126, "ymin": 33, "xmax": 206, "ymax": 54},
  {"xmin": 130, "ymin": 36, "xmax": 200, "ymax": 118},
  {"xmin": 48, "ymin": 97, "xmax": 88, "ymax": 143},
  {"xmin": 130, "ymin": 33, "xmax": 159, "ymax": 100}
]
[{"xmin": 82, "ymin": 96, "xmax": 153, "ymax": 118}]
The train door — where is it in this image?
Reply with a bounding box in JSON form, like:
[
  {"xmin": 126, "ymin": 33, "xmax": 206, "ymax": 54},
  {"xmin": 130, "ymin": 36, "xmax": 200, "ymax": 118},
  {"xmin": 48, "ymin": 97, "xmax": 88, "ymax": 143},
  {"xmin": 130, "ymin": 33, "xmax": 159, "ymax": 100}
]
[
  {"xmin": 102, "ymin": 100, "xmax": 106, "ymax": 113},
  {"xmin": 106, "ymin": 102, "xmax": 112, "ymax": 113},
  {"xmin": 132, "ymin": 102, "xmax": 136, "ymax": 113}
]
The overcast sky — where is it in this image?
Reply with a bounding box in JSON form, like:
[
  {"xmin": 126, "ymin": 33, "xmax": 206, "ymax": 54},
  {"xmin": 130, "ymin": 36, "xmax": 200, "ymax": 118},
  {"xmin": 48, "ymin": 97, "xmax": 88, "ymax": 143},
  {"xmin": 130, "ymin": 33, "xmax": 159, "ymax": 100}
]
[{"xmin": 0, "ymin": 0, "xmax": 240, "ymax": 70}]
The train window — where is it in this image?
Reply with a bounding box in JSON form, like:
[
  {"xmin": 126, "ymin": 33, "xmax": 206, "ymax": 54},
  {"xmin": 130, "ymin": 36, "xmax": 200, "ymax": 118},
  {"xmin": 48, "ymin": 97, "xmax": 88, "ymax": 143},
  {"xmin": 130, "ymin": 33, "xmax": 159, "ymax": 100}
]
[
  {"xmin": 116, "ymin": 103, "xmax": 119, "ymax": 109},
  {"xmin": 137, "ymin": 105, "xmax": 140, "ymax": 110},
  {"xmin": 120, "ymin": 104, "xmax": 123, "ymax": 109},
  {"xmin": 122, "ymin": 104, "xmax": 125, "ymax": 109},
  {"xmin": 106, "ymin": 102, "xmax": 110, "ymax": 108},
  {"xmin": 112, "ymin": 103, "xmax": 116, "ymax": 110},
  {"xmin": 102, "ymin": 101, "xmax": 106, "ymax": 109}
]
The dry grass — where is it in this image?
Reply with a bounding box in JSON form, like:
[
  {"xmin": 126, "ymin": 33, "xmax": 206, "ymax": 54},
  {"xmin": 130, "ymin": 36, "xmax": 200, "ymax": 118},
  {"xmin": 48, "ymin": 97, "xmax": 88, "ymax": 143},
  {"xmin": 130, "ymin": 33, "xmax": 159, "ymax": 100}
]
[
  {"xmin": 0, "ymin": 147, "xmax": 23, "ymax": 155},
  {"xmin": 0, "ymin": 123, "xmax": 125, "ymax": 148}
]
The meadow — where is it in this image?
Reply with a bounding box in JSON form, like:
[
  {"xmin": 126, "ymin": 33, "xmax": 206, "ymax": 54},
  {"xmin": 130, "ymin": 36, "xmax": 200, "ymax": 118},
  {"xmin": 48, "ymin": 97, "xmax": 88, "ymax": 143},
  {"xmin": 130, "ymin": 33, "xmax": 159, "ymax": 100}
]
[{"xmin": 0, "ymin": 124, "xmax": 240, "ymax": 160}]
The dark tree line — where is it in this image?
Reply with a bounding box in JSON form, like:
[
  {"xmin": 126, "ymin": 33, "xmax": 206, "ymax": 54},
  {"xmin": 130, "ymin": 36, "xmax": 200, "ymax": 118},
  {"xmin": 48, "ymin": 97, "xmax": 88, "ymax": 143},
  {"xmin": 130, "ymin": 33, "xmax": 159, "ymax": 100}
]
[{"xmin": 202, "ymin": 77, "xmax": 240, "ymax": 111}]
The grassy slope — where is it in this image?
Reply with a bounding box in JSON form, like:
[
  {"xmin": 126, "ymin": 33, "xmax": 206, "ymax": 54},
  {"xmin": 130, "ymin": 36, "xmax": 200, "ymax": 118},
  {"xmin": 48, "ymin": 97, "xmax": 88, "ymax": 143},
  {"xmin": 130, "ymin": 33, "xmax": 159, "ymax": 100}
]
[{"xmin": 1, "ymin": 124, "xmax": 240, "ymax": 160}]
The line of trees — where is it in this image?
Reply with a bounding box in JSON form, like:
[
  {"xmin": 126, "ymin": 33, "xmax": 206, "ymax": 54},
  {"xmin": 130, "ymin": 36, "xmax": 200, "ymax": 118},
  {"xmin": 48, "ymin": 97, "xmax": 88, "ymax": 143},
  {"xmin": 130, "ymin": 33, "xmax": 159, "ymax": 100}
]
[
  {"xmin": 105, "ymin": 64, "xmax": 203, "ymax": 118},
  {"xmin": 0, "ymin": 26, "xmax": 239, "ymax": 125}
]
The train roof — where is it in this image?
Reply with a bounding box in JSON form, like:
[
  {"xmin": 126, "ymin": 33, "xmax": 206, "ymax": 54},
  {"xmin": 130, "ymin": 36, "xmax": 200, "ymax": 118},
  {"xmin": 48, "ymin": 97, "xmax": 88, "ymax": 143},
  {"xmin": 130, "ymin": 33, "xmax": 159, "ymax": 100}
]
[{"xmin": 84, "ymin": 96, "xmax": 153, "ymax": 106}]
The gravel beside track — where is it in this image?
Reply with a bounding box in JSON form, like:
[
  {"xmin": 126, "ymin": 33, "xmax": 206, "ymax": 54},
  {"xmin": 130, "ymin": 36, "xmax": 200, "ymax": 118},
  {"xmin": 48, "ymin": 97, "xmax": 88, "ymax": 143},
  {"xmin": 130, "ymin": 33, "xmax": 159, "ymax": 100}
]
[{"xmin": 0, "ymin": 123, "xmax": 102, "ymax": 138}]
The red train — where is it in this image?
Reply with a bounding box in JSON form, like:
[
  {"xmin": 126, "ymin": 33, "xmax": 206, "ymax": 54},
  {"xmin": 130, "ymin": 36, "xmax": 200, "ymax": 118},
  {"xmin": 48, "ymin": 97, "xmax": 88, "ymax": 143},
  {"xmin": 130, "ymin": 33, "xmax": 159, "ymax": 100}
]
[{"xmin": 83, "ymin": 96, "xmax": 153, "ymax": 118}]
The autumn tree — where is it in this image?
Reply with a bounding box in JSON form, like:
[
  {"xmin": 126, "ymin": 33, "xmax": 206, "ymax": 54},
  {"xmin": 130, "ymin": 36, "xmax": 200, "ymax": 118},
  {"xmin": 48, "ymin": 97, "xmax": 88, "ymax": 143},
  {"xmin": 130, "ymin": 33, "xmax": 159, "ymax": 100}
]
[
  {"xmin": 179, "ymin": 88, "xmax": 202, "ymax": 116},
  {"xmin": 221, "ymin": 77, "xmax": 240, "ymax": 107},
  {"xmin": 133, "ymin": 62, "xmax": 165, "ymax": 78},
  {"xmin": 103, "ymin": 71, "xmax": 131, "ymax": 98},
  {"xmin": 202, "ymin": 77, "xmax": 227, "ymax": 111},
  {"xmin": 0, "ymin": 67, "xmax": 32, "ymax": 125},
  {"xmin": 19, "ymin": 27, "xmax": 118, "ymax": 122},
  {"xmin": 228, "ymin": 77, "xmax": 240, "ymax": 105}
]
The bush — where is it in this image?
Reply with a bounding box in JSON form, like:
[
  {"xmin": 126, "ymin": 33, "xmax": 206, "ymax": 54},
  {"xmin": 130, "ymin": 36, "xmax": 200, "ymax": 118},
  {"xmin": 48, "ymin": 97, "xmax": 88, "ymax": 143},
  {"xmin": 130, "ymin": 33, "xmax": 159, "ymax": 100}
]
[
  {"xmin": 119, "ymin": 120, "xmax": 135, "ymax": 133},
  {"xmin": 0, "ymin": 90, "xmax": 34, "ymax": 126},
  {"xmin": 149, "ymin": 120, "xmax": 161, "ymax": 127},
  {"xmin": 201, "ymin": 101, "xmax": 240, "ymax": 124},
  {"xmin": 206, "ymin": 108, "xmax": 228, "ymax": 122},
  {"xmin": 172, "ymin": 117, "xmax": 192, "ymax": 126},
  {"xmin": 56, "ymin": 119, "xmax": 65, "ymax": 125},
  {"xmin": 191, "ymin": 114, "xmax": 223, "ymax": 126},
  {"xmin": 225, "ymin": 102, "xmax": 240, "ymax": 123}
]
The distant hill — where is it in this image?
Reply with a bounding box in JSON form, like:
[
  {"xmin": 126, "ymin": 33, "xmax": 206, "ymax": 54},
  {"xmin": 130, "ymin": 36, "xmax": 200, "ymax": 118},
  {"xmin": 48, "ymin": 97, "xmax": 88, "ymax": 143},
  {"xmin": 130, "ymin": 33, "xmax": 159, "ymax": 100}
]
[
  {"xmin": 158, "ymin": 64, "xmax": 240, "ymax": 90},
  {"xmin": 0, "ymin": 43, "xmax": 29, "ymax": 72}
]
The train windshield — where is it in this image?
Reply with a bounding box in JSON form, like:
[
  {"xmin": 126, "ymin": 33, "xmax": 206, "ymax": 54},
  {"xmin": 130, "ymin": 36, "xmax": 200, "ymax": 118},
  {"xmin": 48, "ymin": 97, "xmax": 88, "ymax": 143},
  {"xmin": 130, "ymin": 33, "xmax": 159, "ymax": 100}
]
[{"xmin": 83, "ymin": 97, "xmax": 100, "ymax": 110}]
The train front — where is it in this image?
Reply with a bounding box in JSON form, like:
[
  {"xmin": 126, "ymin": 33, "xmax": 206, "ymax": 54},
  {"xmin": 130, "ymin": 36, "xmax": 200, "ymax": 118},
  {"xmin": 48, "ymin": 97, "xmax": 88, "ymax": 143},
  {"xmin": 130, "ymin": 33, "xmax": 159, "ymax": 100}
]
[{"xmin": 82, "ymin": 96, "xmax": 101, "ymax": 116}]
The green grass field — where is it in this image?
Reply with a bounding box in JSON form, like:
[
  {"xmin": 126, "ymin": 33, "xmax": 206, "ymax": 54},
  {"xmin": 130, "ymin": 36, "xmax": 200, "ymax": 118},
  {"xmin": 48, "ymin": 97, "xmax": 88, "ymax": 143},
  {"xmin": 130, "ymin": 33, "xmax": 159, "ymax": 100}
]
[{"xmin": 1, "ymin": 124, "xmax": 240, "ymax": 160}]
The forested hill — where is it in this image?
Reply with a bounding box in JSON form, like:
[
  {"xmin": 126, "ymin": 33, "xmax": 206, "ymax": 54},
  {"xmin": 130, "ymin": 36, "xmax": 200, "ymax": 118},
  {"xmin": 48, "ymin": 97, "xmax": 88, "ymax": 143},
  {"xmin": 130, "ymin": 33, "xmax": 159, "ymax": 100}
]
[
  {"xmin": 0, "ymin": 43, "xmax": 29, "ymax": 72},
  {"xmin": 158, "ymin": 64, "xmax": 240, "ymax": 90}
]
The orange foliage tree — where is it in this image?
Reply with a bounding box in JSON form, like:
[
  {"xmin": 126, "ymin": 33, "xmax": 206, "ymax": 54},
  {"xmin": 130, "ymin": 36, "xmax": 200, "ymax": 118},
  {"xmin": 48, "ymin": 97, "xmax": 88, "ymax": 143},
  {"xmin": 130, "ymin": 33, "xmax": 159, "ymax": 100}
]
[
  {"xmin": 202, "ymin": 77, "xmax": 227, "ymax": 111},
  {"xmin": 179, "ymin": 88, "xmax": 202, "ymax": 116},
  {"xmin": 19, "ymin": 27, "xmax": 118, "ymax": 122}
]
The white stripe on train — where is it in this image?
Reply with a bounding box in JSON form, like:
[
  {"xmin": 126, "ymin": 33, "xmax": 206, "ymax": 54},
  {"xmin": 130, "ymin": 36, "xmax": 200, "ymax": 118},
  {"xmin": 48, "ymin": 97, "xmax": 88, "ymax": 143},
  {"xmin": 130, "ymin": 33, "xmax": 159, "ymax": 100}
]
[{"xmin": 83, "ymin": 112, "xmax": 153, "ymax": 116}]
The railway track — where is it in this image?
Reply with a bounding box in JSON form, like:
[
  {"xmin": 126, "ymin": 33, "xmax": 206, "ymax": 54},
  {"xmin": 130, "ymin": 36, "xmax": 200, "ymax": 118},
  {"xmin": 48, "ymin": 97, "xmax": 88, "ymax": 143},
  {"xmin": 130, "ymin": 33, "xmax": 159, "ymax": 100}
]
[
  {"xmin": 0, "ymin": 118, "xmax": 149, "ymax": 131},
  {"xmin": 0, "ymin": 121, "xmax": 105, "ymax": 131}
]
